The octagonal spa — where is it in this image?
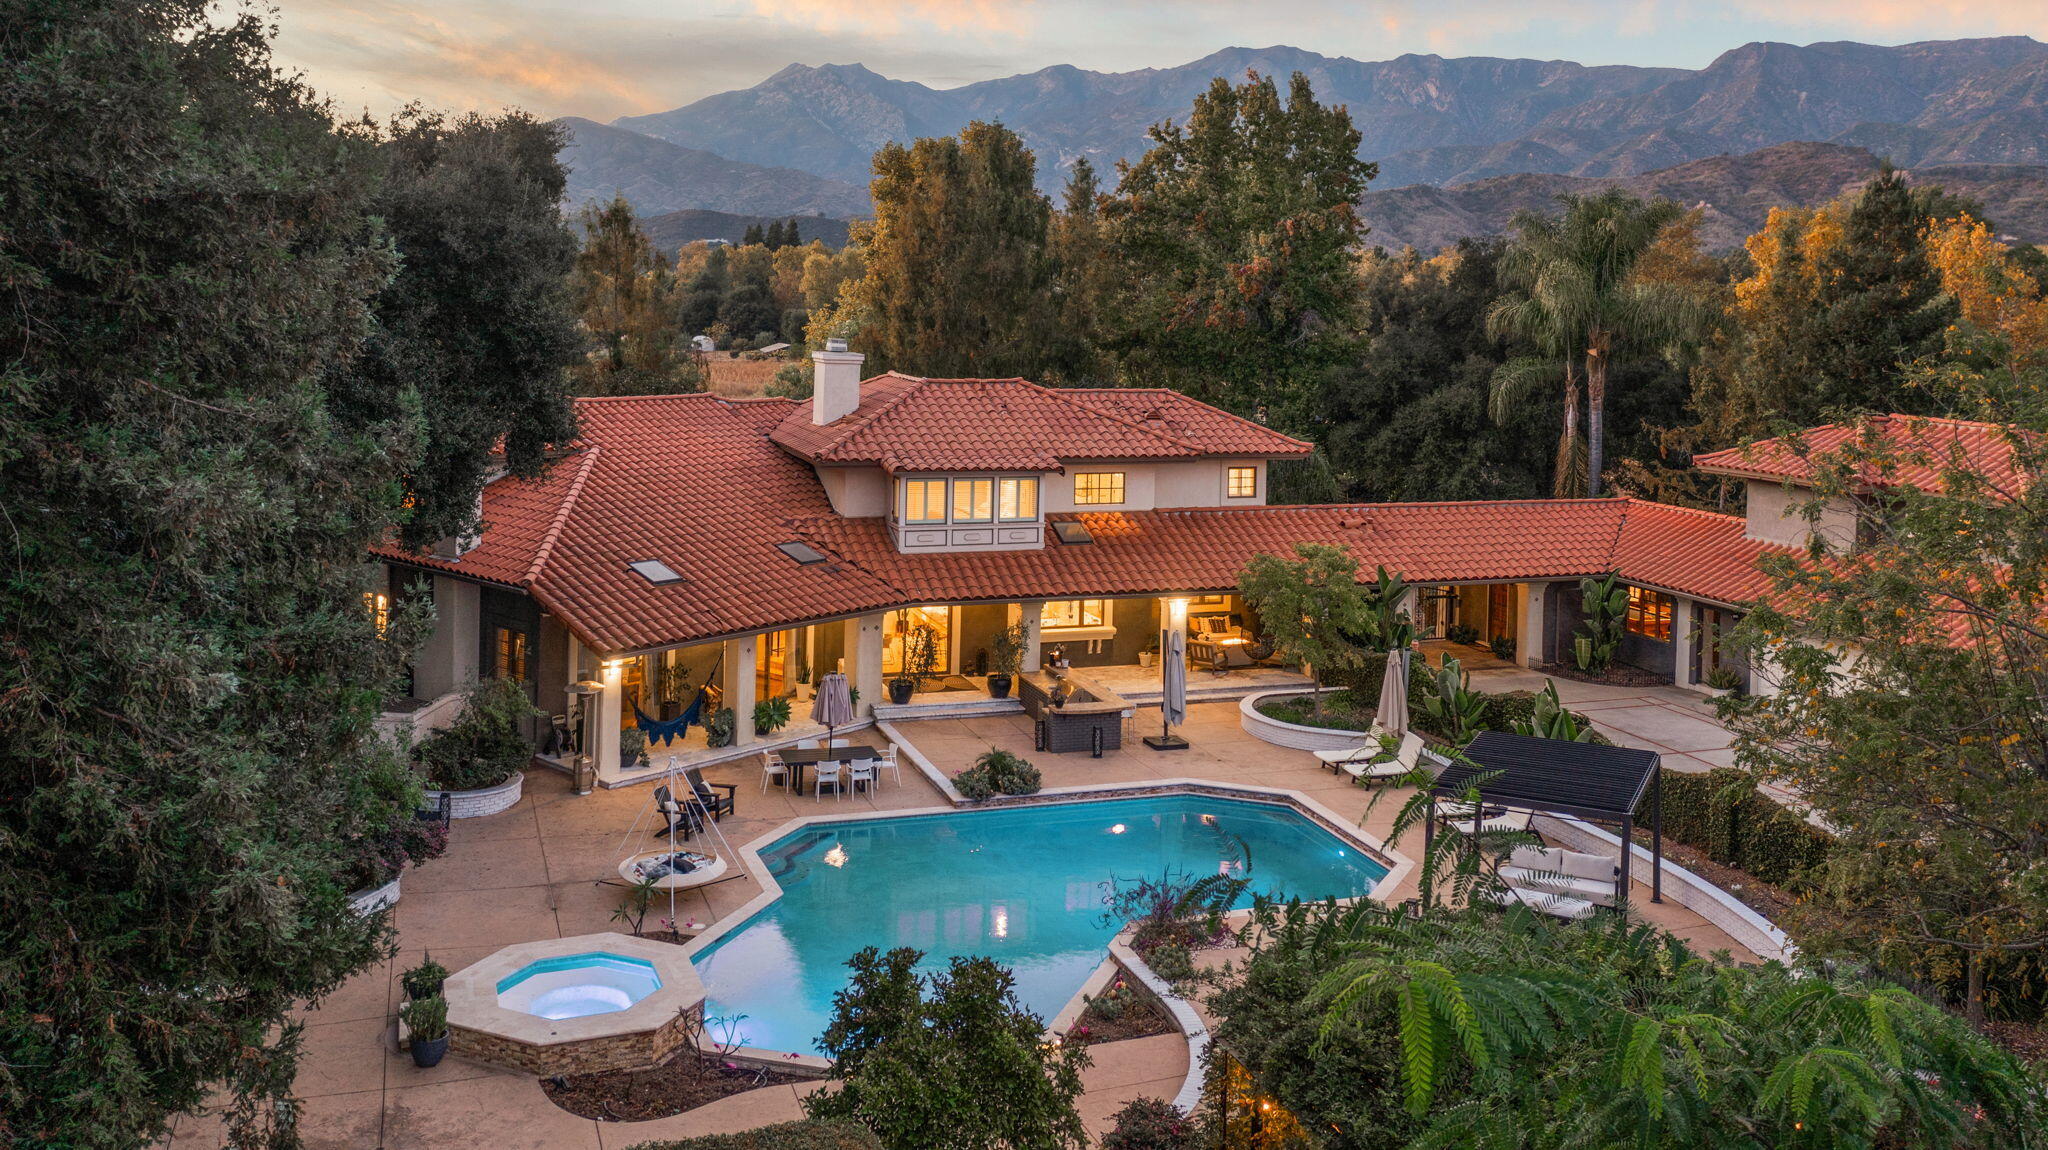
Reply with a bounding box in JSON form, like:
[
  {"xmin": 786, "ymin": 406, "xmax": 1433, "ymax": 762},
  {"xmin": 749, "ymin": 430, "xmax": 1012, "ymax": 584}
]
[{"xmin": 444, "ymin": 932, "xmax": 706, "ymax": 1075}]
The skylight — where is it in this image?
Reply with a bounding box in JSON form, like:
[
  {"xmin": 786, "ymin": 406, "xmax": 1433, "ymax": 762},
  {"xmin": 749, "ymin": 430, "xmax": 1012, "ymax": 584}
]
[
  {"xmin": 1050, "ymin": 521, "xmax": 1093, "ymax": 545},
  {"xmin": 627, "ymin": 558, "xmax": 684, "ymax": 585},
  {"xmin": 776, "ymin": 541, "xmax": 829, "ymax": 566}
]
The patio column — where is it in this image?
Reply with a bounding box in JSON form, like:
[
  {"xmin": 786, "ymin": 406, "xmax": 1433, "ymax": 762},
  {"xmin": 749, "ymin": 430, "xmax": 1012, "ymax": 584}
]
[
  {"xmin": 1671, "ymin": 597, "xmax": 1695, "ymax": 688},
  {"xmin": 1516, "ymin": 582, "xmax": 1546, "ymax": 669},
  {"xmin": 846, "ymin": 612, "xmax": 885, "ymax": 716},
  {"xmin": 1015, "ymin": 600, "xmax": 1044, "ymax": 672},
  {"xmin": 594, "ymin": 656, "xmax": 625, "ymax": 778},
  {"xmin": 416, "ymin": 575, "xmax": 480, "ymax": 699},
  {"xmin": 722, "ymin": 636, "xmax": 757, "ymax": 746}
]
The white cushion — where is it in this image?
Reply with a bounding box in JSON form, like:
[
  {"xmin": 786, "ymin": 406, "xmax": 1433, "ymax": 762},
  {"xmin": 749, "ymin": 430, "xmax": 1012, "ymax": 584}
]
[
  {"xmin": 1505, "ymin": 845, "xmax": 1562, "ymax": 871},
  {"xmin": 1482, "ymin": 886, "xmax": 1595, "ymax": 921},
  {"xmin": 1560, "ymin": 851, "xmax": 1621, "ymax": 883},
  {"xmin": 1343, "ymin": 758, "xmax": 1412, "ymax": 781}
]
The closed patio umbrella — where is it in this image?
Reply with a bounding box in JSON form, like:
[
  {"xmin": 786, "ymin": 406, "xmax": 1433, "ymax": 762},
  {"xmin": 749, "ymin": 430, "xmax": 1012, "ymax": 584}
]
[
  {"xmin": 812, "ymin": 672, "xmax": 853, "ymax": 747},
  {"xmin": 1145, "ymin": 628, "xmax": 1190, "ymax": 750},
  {"xmin": 1375, "ymin": 648, "xmax": 1411, "ymax": 737}
]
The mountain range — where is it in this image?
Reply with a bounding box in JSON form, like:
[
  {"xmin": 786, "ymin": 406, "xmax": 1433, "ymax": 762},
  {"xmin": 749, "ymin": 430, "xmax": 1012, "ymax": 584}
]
[{"xmin": 558, "ymin": 36, "xmax": 2048, "ymax": 246}]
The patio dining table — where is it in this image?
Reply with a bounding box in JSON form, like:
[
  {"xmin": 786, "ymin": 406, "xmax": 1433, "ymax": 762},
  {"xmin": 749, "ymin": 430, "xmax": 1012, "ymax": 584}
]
[{"xmin": 774, "ymin": 744, "xmax": 879, "ymax": 796}]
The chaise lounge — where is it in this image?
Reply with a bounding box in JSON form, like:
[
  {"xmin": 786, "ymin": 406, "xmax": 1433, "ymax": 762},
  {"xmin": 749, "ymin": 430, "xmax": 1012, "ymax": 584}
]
[
  {"xmin": 1498, "ymin": 844, "xmax": 1622, "ymax": 907},
  {"xmin": 1316, "ymin": 730, "xmax": 1428, "ymax": 784}
]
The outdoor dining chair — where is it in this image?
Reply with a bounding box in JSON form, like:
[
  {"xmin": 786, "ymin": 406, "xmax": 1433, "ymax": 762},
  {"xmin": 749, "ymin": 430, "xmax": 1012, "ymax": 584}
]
[
  {"xmin": 812, "ymin": 760, "xmax": 845, "ymax": 802},
  {"xmin": 874, "ymin": 745, "xmax": 902, "ymax": 787},
  {"xmin": 760, "ymin": 750, "xmax": 790, "ymax": 793},
  {"xmin": 847, "ymin": 757, "xmax": 877, "ymax": 794}
]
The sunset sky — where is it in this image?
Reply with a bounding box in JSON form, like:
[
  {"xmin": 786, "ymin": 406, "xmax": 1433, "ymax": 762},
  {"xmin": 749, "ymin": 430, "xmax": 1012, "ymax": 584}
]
[{"xmin": 266, "ymin": 0, "xmax": 2048, "ymax": 122}]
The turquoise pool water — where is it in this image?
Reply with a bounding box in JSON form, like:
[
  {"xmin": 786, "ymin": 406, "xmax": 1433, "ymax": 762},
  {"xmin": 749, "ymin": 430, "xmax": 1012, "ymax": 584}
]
[
  {"xmin": 692, "ymin": 795, "xmax": 1388, "ymax": 1054},
  {"xmin": 496, "ymin": 952, "xmax": 661, "ymax": 1020}
]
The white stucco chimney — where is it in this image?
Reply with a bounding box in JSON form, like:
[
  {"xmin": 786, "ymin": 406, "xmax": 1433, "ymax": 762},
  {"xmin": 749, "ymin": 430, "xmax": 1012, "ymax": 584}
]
[{"xmin": 811, "ymin": 338, "xmax": 865, "ymax": 426}]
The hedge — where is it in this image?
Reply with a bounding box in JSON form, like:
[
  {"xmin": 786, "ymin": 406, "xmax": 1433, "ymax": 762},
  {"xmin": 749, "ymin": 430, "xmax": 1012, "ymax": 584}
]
[
  {"xmin": 625, "ymin": 1120, "xmax": 882, "ymax": 1150},
  {"xmin": 1655, "ymin": 767, "xmax": 1830, "ymax": 885}
]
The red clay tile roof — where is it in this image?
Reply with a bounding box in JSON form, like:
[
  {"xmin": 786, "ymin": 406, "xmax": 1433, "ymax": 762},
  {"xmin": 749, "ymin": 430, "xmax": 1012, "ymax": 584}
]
[
  {"xmin": 374, "ymin": 395, "xmax": 1792, "ymax": 653},
  {"xmin": 1692, "ymin": 414, "xmax": 2033, "ymax": 496},
  {"xmin": 770, "ymin": 373, "xmax": 1310, "ymax": 473}
]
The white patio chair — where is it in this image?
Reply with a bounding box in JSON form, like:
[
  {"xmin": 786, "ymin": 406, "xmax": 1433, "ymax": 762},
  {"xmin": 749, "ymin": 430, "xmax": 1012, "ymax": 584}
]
[
  {"xmin": 1312, "ymin": 726, "xmax": 1386, "ymax": 772},
  {"xmin": 812, "ymin": 760, "xmax": 845, "ymax": 802},
  {"xmin": 874, "ymin": 745, "xmax": 902, "ymax": 787},
  {"xmin": 846, "ymin": 757, "xmax": 877, "ymax": 795},
  {"xmin": 1340, "ymin": 731, "xmax": 1425, "ymax": 785},
  {"xmin": 759, "ymin": 750, "xmax": 790, "ymax": 793}
]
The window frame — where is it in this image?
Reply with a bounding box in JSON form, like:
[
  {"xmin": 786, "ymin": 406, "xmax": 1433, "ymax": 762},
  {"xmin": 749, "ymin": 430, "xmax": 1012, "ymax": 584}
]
[
  {"xmin": 494, "ymin": 625, "xmax": 530, "ymax": 681},
  {"xmin": 1624, "ymin": 586, "xmax": 1675, "ymax": 643},
  {"xmin": 1072, "ymin": 471, "xmax": 1127, "ymax": 506},
  {"xmin": 997, "ymin": 476, "xmax": 1040, "ymax": 522},
  {"xmin": 1041, "ymin": 599, "xmax": 1107, "ymax": 629},
  {"xmin": 1226, "ymin": 466, "xmax": 1257, "ymax": 499},
  {"xmin": 902, "ymin": 478, "xmax": 949, "ymax": 524},
  {"xmin": 951, "ymin": 477, "xmax": 995, "ymax": 524}
]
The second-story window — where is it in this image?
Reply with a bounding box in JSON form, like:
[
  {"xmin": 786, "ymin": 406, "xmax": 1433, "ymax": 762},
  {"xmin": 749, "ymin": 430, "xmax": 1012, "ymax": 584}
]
[
  {"xmin": 1227, "ymin": 466, "xmax": 1257, "ymax": 498},
  {"xmin": 998, "ymin": 477, "xmax": 1039, "ymax": 521},
  {"xmin": 904, "ymin": 478, "xmax": 947, "ymax": 523},
  {"xmin": 951, "ymin": 477, "xmax": 994, "ymax": 522},
  {"xmin": 1073, "ymin": 472, "xmax": 1126, "ymax": 505}
]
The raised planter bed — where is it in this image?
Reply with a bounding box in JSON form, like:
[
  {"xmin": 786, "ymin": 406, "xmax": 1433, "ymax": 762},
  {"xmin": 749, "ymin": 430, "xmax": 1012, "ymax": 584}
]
[
  {"xmin": 348, "ymin": 873, "xmax": 402, "ymax": 916},
  {"xmin": 424, "ymin": 770, "xmax": 524, "ymax": 819},
  {"xmin": 1239, "ymin": 688, "xmax": 1376, "ymax": 751}
]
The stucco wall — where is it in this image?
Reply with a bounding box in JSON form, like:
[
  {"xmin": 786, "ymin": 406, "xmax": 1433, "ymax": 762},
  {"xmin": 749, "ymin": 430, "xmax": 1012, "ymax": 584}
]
[
  {"xmin": 819, "ymin": 466, "xmax": 891, "ymax": 517},
  {"xmin": 1040, "ymin": 460, "xmax": 1269, "ymax": 512},
  {"xmin": 1744, "ymin": 480, "xmax": 1855, "ymax": 550}
]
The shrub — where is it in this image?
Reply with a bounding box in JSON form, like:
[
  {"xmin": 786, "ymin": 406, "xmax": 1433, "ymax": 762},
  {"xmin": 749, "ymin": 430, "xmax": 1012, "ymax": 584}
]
[
  {"xmin": 1101, "ymin": 1098, "xmax": 1196, "ymax": 1150},
  {"xmin": 1573, "ymin": 572, "xmax": 1627, "ymax": 674},
  {"xmin": 1488, "ymin": 635, "xmax": 1517, "ymax": 661},
  {"xmin": 625, "ymin": 1120, "xmax": 883, "ymax": 1150},
  {"xmin": 1445, "ymin": 623, "xmax": 1480, "ymax": 645},
  {"xmin": 1656, "ymin": 767, "xmax": 1831, "ymax": 885},
  {"xmin": 413, "ymin": 676, "xmax": 537, "ymax": 790},
  {"xmin": 753, "ymin": 695, "xmax": 792, "ymax": 734},
  {"xmin": 400, "ymin": 957, "xmax": 448, "ymax": 1001},
  {"xmin": 1419, "ymin": 656, "xmax": 1485, "ymax": 746},
  {"xmin": 705, "ymin": 707, "xmax": 735, "ymax": 748},
  {"xmin": 806, "ymin": 948, "xmax": 1090, "ymax": 1150},
  {"xmin": 953, "ymin": 747, "xmax": 1041, "ymax": 799},
  {"xmin": 401, "ymin": 993, "xmax": 447, "ymax": 1042}
]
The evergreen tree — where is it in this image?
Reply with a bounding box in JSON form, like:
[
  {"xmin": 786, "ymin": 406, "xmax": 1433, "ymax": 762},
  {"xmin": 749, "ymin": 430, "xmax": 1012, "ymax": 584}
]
[
  {"xmin": 676, "ymin": 243, "xmax": 731, "ymax": 338},
  {"xmin": 741, "ymin": 222, "xmax": 764, "ymax": 247},
  {"xmin": 783, "ymin": 217, "xmax": 804, "ymax": 246},
  {"xmin": 1042, "ymin": 156, "xmax": 1117, "ymax": 384},
  {"xmin": 1, "ymin": 2, "xmax": 452, "ymax": 1142},
  {"xmin": 848, "ymin": 121, "xmax": 1054, "ymax": 377},
  {"xmin": 569, "ymin": 195, "xmax": 703, "ymax": 396},
  {"xmin": 1103, "ymin": 71, "xmax": 1372, "ymax": 426},
  {"xmin": 334, "ymin": 108, "xmax": 583, "ymax": 550},
  {"xmin": 1810, "ymin": 166, "xmax": 1958, "ymax": 414},
  {"xmin": 1321, "ymin": 242, "xmax": 1562, "ymax": 502}
]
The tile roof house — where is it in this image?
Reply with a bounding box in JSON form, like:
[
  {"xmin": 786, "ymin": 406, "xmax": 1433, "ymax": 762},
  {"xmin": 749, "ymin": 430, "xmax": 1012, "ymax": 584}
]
[{"xmin": 372, "ymin": 341, "xmax": 1889, "ymax": 784}]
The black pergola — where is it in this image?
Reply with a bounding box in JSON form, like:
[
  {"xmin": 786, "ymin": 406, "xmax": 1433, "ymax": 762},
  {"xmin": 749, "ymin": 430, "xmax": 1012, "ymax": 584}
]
[{"xmin": 1425, "ymin": 730, "xmax": 1664, "ymax": 905}]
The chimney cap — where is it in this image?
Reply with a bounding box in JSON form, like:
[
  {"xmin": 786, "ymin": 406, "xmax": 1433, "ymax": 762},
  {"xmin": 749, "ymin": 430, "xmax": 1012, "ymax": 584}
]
[{"xmin": 825, "ymin": 337, "xmax": 849, "ymax": 353}]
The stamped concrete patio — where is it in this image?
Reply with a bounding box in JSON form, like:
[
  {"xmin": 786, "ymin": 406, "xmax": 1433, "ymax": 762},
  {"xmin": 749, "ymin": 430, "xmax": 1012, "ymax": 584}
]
[{"xmin": 160, "ymin": 697, "xmax": 1756, "ymax": 1149}]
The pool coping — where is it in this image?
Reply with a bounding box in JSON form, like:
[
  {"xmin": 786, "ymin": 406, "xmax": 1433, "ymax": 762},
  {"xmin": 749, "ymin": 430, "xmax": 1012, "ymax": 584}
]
[
  {"xmin": 444, "ymin": 932, "xmax": 707, "ymax": 1064},
  {"xmin": 682, "ymin": 780, "xmax": 1413, "ymax": 1072}
]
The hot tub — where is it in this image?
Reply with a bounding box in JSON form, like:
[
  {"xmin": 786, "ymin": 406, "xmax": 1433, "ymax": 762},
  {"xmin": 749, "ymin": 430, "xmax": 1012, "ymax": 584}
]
[
  {"xmin": 496, "ymin": 952, "xmax": 661, "ymax": 1020},
  {"xmin": 444, "ymin": 932, "xmax": 705, "ymax": 1074}
]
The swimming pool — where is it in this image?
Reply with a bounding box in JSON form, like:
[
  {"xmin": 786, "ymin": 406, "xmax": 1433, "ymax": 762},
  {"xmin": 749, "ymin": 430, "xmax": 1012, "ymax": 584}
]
[{"xmin": 692, "ymin": 794, "xmax": 1388, "ymax": 1055}]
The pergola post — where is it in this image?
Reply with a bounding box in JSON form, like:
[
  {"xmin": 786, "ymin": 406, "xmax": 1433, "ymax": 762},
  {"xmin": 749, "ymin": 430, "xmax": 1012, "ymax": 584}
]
[
  {"xmin": 1618, "ymin": 812, "xmax": 1634, "ymax": 916},
  {"xmin": 1420, "ymin": 803, "xmax": 1436, "ymax": 910},
  {"xmin": 1651, "ymin": 768, "xmax": 1664, "ymax": 904}
]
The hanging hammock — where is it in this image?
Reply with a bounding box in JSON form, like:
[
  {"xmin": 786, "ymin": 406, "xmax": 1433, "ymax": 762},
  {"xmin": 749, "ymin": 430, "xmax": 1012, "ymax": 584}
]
[{"xmin": 634, "ymin": 649, "xmax": 724, "ymax": 745}]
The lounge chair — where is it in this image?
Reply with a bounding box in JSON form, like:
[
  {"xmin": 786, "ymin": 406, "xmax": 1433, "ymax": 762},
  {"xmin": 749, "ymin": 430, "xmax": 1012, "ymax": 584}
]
[
  {"xmin": 1481, "ymin": 884, "xmax": 1596, "ymax": 921},
  {"xmin": 1499, "ymin": 845, "xmax": 1622, "ymax": 907},
  {"xmin": 1447, "ymin": 807, "xmax": 1534, "ymax": 837},
  {"xmin": 682, "ymin": 767, "xmax": 736, "ymax": 821},
  {"xmin": 1342, "ymin": 731, "xmax": 1427, "ymax": 784},
  {"xmin": 1312, "ymin": 728, "xmax": 1386, "ymax": 772}
]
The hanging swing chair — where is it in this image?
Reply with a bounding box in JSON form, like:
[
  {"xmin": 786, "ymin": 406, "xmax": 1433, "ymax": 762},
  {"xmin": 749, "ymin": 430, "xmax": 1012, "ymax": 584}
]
[{"xmin": 613, "ymin": 754, "xmax": 740, "ymax": 894}]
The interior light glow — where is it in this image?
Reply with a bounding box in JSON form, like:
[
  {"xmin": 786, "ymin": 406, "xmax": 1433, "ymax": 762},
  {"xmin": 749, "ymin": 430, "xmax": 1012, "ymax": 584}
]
[
  {"xmin": 824, "ymin": 844, "xmax": 848, "ymax": 868},
  {"xmin": 1109, "ymin": 823, "xmax": 1126, "ymax": 834}
]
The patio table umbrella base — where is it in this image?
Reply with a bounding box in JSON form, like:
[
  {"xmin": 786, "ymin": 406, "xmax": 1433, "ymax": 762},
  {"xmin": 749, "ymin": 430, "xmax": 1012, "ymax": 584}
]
[{"xmin": 1143, "ymin": 733, "xmax": 1190, "ymax": 750}]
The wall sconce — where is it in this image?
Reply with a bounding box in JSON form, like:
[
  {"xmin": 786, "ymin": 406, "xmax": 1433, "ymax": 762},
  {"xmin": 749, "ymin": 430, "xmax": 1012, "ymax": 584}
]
[{"xmin": 1166, "ymin": 597, "xmax": 1190, "ymax": 627}]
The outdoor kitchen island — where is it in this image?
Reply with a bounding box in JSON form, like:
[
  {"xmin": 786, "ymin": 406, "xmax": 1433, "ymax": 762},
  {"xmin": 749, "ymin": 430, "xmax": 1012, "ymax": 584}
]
[{"xmin": 1018, "ymin": 670, "xmax": 1131, "ymax": 755}]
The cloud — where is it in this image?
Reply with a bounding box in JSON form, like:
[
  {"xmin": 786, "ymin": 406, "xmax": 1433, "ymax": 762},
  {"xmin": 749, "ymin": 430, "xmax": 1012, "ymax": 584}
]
[{"xmin": 746, "ymin": 0, "xmax": 1038, "ymax": 35}]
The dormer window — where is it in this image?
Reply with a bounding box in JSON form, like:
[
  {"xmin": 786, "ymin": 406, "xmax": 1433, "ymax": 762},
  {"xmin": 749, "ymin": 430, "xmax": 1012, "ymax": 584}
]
[
  {"xmin": 892, "ymin": 474, "xmax": 1047, "ymax": 553},
  {"xmin": 951, "ymin": 478, "xmax": 995, "ymax": 523},
  {"xmin": 999, "ymin": 477, "xmax": 1038, "ymax": 520},
  {"xmin": 903, "ymin": 479, "xmax": 948, "ymax": 524}
]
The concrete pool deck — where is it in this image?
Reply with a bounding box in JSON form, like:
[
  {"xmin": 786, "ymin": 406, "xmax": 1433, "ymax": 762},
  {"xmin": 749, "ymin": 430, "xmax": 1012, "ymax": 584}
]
[{"xmin": 159, "ymin": 699, "xmax": 1757, "ymax": 1148}]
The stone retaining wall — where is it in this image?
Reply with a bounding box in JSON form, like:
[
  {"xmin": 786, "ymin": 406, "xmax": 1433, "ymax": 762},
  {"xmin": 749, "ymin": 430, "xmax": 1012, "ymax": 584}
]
[
  {"xmin": 448, "ymin": 1003, "xmax": 699, "ymax": 1076},
  {"xmin": 426, "ymin": 770, "xmax": 524, "ymax": 819}
]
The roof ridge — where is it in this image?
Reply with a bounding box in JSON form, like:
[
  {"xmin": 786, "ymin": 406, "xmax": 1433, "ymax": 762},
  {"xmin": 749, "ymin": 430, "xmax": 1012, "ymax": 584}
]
[
  {"xmin": 1065, "ymin": 388, "xmax": 1313, "ymax": 452},
  {"xmin": 522, "ymin": 447, "xmax": 601, "ymax": 585},
  {"xmin": 573, "ymin": 392, "xmax": 722, "ymax": 405},
  {"xmin": 817, "ymin": 374, "xmax": 931, "ymax": 459},
  {"xmin": 1618, "ymin": 497, "xmax": 1746, "ymax": 525}
]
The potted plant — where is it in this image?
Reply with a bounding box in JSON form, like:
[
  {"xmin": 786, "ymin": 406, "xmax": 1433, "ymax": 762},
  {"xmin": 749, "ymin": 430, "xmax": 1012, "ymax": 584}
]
[
  {"xmin": 753, "ymin": 695, "xmax": 792, "ymax": 737},
  {"xmin": 403, "ymin": 994, "xmax": 450, "ymax": 1068},
  {"xmin": 1703, "ymin": 665, "xmax": 1745, "ymax": 696},
  {"xmin": 987, "ymin": 622, "xmax": 1028, "ymax": 700},
  {"xmin": 619, "ymin": 726, "xmax": 651, "ymax": 770},
  {"xmin": 705, "ymin": 707, "xmax": 736, "ymax": 748},
  {"xmin": 888, "ymin": 620, "xmax": 940, "ymax": 705},
  {"xmin": 1137, "ymin": 639, "xmax": 1157, "ymax": 669},
  {"xmin": 401, "ymin": 956, "xmax": 449, "ymax": 1001}
]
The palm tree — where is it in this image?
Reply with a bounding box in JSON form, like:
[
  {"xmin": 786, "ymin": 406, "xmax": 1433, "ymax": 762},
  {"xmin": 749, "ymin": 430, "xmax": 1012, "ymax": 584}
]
[
  {"xmin": 1485, "ymin": 314, "xmax": 1588, "ymax": 498},
  {"xmin": 1487, "ymin": 190, "xmax": 1706, "ymax": 496}
]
